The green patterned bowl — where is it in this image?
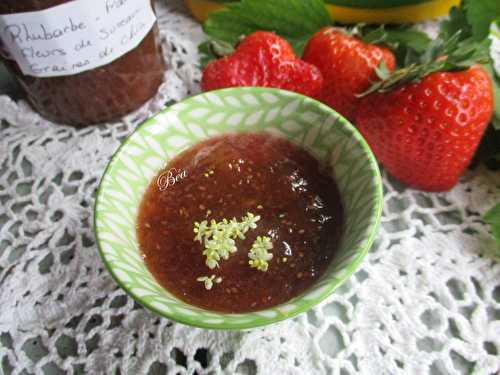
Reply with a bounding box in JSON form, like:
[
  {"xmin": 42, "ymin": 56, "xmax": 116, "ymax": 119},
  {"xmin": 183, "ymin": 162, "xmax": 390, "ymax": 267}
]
[{"xmin": 94, "ymin": 87, "xmax": 383, "ymax": 330}]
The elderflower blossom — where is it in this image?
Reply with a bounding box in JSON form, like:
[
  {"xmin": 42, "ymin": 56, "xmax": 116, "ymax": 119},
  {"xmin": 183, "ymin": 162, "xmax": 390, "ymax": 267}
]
[
  {"xmin": 194, "ymin": 212, "xmax": 261, "ymax": 270},
  {"xmin": 248, "ymin": 236, "xmax": 274, "ymax": 272},
  {"xmin": 196, "ymin": 275, "xmax": 222, "ymax": 290},
  {"xmin": 227, "ymin": 218, "xmax": 246, "ymax": 240},
  {"xmin": 193, "ymin": 220, "xmax": 209, "ymax": 243},
  {"xmin": 241, "ymin": 212, "xmax": 260, "ymax": 233}
]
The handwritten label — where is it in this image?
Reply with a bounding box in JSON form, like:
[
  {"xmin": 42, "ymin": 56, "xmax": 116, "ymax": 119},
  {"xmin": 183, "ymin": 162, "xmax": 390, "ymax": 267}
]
[{"xmin": 0, "ymin": 0, "xmax": 156, "ymax": 77}]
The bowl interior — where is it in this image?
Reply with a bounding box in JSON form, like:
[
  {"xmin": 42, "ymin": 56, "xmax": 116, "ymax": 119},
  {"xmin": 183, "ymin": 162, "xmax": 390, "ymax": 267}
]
[{"xmin": 94, "ymin": 87, "xmax": 383, "ymax": 329}]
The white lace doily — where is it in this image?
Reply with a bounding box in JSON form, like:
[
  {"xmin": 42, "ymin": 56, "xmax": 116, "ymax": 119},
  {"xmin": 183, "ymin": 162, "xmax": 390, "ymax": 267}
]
[{"xmin": 1, "ymin": 2, "xmax": 499, "ymax": 374}]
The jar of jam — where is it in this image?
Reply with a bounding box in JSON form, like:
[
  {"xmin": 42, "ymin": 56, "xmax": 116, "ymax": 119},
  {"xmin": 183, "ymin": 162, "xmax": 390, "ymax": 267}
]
[{"xmin": 0, "ymin": 0, "xmax": 166, "ymax": 126}]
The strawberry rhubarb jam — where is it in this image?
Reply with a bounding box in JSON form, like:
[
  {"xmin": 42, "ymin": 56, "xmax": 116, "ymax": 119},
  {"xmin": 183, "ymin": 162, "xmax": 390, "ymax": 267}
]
[{"xmin": 137, "ymin": 133, "xmax": 344, "ymax": 313}]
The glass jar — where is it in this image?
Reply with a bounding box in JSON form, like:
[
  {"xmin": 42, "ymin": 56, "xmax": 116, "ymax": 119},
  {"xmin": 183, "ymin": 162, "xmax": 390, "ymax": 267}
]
[{"xmin": 0, "ymin": 0, "xmax": 166, "ymax": 126}]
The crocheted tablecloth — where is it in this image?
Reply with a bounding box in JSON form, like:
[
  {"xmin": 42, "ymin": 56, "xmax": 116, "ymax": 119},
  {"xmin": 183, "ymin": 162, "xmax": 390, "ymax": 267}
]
[{"xmin": 0, "ymin": 1, "xmax": 499, "ymax": 374}]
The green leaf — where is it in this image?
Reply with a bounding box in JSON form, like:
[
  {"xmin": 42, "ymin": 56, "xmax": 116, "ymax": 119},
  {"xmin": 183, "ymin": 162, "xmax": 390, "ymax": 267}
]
[
  {"xmin": 382, "ymin": 28, "xmax": 431, "ymax": 53},
  {"xmin": 484, "ymin": 203, "xmax": 500, "ymax": 247},
  {"xmin": 357, "ymin": 24, "xmax": 431, "ymax": 66},
  {"xmin": 463, "ymin": 0, "xmax": 500, "ymax": 41},
  {"xmin": 203, "ymin": 9, "xmax": 259, "ymax": 46},
  {"xmin": 198, "ymin": 39, "xmax": 235, "ymax": 67},
  {"xmin": 360, "ymin": 25, "xmax": 430, "ymax": 52},
  {"xmin": 439, "ymin": 6, "xmax": 471, "ymax": 40},
  {"xmin": 360, "ymin": 32, "xmax": 491, "ymax": 96},
  {"xmin": 374, "ymin": 60, "xmax": 391, "ymax": 80},
  {"xmin": 198, "ymin": 41, "xmax": 217, "ymax": 67},
  {"xmin": 359, "ymin": 1, "xmax": 495, "ymax": 97},
  {"xmin": 202, "ymin": 0, "xmax": 333, "ymax": 55},
  {"xmin": 443, "ymin": 37, "xmax": 491, "ymax": 69}
]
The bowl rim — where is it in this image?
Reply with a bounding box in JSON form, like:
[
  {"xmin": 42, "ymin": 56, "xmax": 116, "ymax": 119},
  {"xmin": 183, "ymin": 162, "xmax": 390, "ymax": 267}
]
[{"xmin": 94, "ymin": 87, "xmax": 383, "ymax": 330}]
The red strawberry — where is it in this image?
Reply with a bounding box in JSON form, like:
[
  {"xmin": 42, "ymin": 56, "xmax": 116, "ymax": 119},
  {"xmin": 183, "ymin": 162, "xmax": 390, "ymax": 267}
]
[
  {"xmin": 202, "ymin": 31, "xmax": 323, "ymax": 98},
  {"xmin": 356, "ymin": 65, "xmax": 493, "ymax": 192},
  {"xmin": 303, "ymin": 27, "xmax": 396, "ymax": 121}
]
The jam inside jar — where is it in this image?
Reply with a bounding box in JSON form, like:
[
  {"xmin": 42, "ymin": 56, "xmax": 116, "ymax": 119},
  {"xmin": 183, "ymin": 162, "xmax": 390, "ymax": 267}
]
[{"xmin": 0, "ymin": 0, "xmax": 166, "ymax": 126}]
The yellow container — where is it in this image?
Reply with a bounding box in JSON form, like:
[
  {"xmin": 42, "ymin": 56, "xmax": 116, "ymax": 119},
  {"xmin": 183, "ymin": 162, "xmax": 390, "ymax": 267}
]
[{"xmin": 185, "ymin": 0, "xmax": 460, "ymax": 24}]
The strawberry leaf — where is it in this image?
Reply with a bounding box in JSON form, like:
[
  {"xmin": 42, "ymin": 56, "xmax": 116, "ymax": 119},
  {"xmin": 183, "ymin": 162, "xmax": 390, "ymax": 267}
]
[
  {"xmin": 361, "ymin": 0, "xmax": 494, "ymax": 100},
  {"xmin": 359, "ymin": 25, "xmax": 431, "ymax": 53},
  {"xmin": 359, "ymin": 31, "xmax": 491, "ymax": 97},
  {"xmin": 463, "ymin": 0, "xmax": 500, "ymax": 41},
  {"xmin": 374, "ymin": 60, "xmax": 391, "ymax": 80},
  {"xmin": 439, "ymin": 6, "xmax": 471, "ymax": 40},
  {"xmin": 198, "ymin": 39, "xmax": 235, "ymax": 67},
  {"xmin": 355, "ymin": 24, "xmax": 431, "ymax": 67},
  {"xmin": 202, "ymin": 0, "xmax": 333, "ymax": 56},
  {"xmin": 484, "ymin": 203, "xmax": 500, "ymax": 247}
]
